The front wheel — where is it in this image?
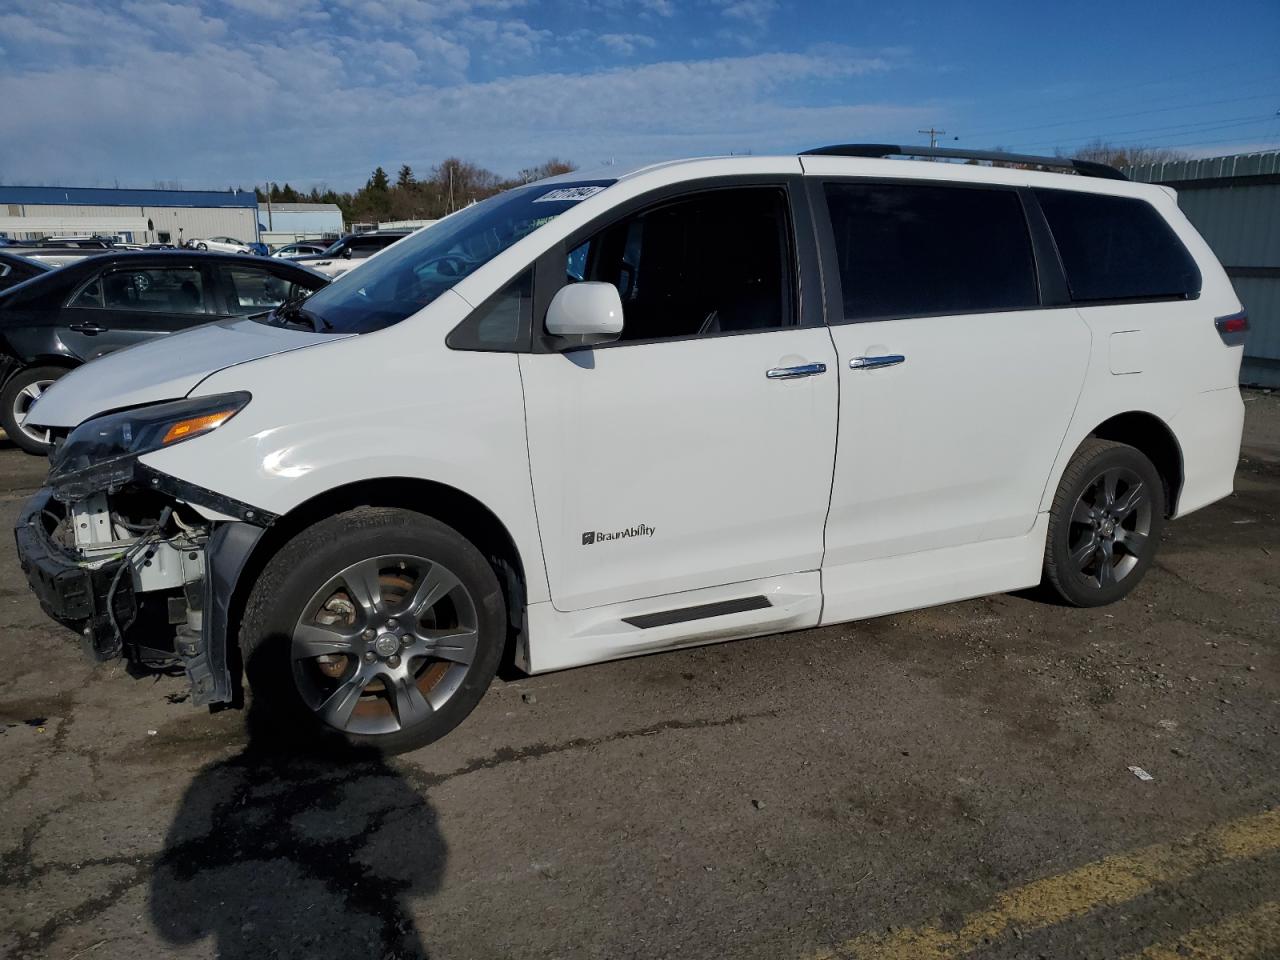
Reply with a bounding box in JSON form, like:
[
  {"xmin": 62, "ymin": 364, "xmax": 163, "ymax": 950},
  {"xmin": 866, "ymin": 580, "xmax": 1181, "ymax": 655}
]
[
  {"xmin": 1043, "ymin": 438, "xmax": 1165, "ymax": 607},
  {"xmin": 196, "ymin": 241, "xmax": 208, "ymax": 250},
  {"xmin": 239, "ymin": 508, "xmax": 506, "ymax": 755},
  {"xmin": 1, "ymin": 365, "xmax": 67, "ymax": 455}
]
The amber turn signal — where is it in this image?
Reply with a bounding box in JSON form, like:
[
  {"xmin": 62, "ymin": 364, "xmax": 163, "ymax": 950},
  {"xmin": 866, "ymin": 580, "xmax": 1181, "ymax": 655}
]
[{"xmin": 160, "ymin": 410, "xmax": 238, "ymax": 446}]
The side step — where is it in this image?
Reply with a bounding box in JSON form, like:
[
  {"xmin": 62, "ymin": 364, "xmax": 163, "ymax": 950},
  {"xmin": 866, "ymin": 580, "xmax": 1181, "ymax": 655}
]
[{"xmin": 622, "ymin": 595, "xmax": 771, "ymax": 629}]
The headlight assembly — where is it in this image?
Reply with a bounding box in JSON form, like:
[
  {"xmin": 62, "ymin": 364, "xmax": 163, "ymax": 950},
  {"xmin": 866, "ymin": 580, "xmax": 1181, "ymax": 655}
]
[{"xmin": 49, "ymin": 392, "xmax": 251, "ymax": 500}]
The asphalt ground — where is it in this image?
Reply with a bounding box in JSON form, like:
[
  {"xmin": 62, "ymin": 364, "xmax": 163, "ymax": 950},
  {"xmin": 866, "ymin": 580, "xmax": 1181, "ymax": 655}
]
[{"xmin": 1, "ymin": 391, "xmax": 1277, "ymax": 960}]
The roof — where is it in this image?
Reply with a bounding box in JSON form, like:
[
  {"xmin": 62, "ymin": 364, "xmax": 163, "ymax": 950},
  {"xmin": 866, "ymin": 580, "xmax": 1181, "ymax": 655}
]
[
  {"xmin": 0, "ymin": 185, "xmax": 258, "ymax": 209},
  {"xmin": 262, "ymin": 202, "xmax": 342, "ymax": 213},
  {"xmin": 1123, "ymin": 150, "xmax": 1280, "ymax": 185}
]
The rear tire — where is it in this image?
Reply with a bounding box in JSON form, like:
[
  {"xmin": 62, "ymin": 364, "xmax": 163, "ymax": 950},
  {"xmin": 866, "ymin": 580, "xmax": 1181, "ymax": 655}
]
[
  {"xmin": 1044, "ymin": 438, "xmax": 1165, "ymax": 607},
  {"xmin": 1, "ymin": 365, "xmax": 67, "ymax": 455},
  {"xmin": 239, "ymin": 507, "xmax": 506, "ymax": 756}
]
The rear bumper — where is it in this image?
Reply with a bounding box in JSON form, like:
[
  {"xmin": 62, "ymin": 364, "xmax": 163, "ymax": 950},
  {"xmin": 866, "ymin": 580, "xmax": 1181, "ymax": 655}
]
[
  {"xmin": 1171, "ymin": 386, "xmax": 1245, "ymax": 517},
  {"xmin": 14, "ymin": 489, "xmax": 135, "ymax": 658}
]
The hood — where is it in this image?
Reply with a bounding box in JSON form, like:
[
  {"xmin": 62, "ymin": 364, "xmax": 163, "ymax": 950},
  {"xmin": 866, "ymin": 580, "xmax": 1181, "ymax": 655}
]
[{"xmin": 28, "ymin": 317, "xmax": 353, "ymax": 429}]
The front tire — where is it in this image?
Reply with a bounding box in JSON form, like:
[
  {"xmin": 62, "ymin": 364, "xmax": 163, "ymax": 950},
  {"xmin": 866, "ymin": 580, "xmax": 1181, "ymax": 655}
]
[
  {"xmin": 1, "ymin": 365, "xmax": 67, "ymax": 455},
  {"xmin": 239, "ymin": 507, "xmax": 506, "ymax": 755},
  {"xmin": 196, "ymin": 241, "xmax": 208, "ymax": 250},
  {"xmin": 1044, "ymin": 439, "xmax": 1165, "ymax": 607}
]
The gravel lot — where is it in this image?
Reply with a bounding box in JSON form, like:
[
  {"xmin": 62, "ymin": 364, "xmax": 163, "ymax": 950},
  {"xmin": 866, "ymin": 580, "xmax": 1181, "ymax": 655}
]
[{"xmin": 1, "ymin": 391, "xmax": 1277, "ymax": 960}]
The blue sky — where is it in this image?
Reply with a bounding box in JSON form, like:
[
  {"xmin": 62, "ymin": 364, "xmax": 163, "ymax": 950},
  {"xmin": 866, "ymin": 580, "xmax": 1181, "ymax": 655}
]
[{"xmin": 1, "ymin": 0, "xmax": 1277, "ymax": 190}]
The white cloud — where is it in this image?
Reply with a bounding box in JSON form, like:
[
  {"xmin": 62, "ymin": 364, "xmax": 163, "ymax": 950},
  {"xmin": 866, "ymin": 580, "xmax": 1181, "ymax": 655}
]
[
  {"xmin": 715, "ymin": 0, "xmax": 777, "ymax": 29},
  {"xmin": 123, "ymin": 1, "xmax": 227, "ymax": 40},
  {"xmin": 222, "ymin": 0, "xmax": 326, "ymax": 20},
  {"xmin": 0, "ymin": 1, "xmax": 924, "ymax": 189},
  {"xmin": 597, "ymin": 33, "xmax": 658, "ymax": 57}
]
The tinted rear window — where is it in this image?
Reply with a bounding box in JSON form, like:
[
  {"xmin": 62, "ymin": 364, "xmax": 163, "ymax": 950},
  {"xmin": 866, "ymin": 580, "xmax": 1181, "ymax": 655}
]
[
  {"xmin": 824, "ymin": 182, "xmax": 1039, "ymax": 320},
  {"xmin": 1034, "ymin": 190, "xmax": 1200, "ymax": 302}
]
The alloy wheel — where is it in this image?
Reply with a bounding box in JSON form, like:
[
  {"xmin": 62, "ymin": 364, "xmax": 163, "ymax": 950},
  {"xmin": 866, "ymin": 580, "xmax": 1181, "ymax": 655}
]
[
  {"xmin": 13, "ymin": 379, "xmax": 55, "ymax": 447},
  {"xmin": 1066, "ymin": 466, "xmax": 1153, "ymax": 589},
  {"xmin": 291, "ymin": 554, "xmax": 479, "ymax": 736}
]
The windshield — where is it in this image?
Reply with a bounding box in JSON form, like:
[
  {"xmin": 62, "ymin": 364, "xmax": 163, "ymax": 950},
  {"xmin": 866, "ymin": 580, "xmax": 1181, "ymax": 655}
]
[{"xmin": 295, "ymin": 180, "xmax": 613, "ymax": 334}]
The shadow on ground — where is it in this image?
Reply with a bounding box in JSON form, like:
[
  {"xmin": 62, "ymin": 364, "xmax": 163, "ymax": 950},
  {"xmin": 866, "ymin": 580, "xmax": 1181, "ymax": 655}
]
[{"xmin": 149, "ymin": 693, "xmax": 445, "ymax": 959}]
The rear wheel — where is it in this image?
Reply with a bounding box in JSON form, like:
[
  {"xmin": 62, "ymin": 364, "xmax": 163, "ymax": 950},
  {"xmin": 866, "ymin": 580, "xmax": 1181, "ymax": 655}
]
[
  {"xmin": 1, "ymin": 365, "xmax": 67, "ymax": 455},
  {"xmin": 239, "ymin": 507, "xmax": 506, "ymax": 755},
  {"xmin": 1044, "ymin": 439, "xmax": 1165, "ymax": 607}
]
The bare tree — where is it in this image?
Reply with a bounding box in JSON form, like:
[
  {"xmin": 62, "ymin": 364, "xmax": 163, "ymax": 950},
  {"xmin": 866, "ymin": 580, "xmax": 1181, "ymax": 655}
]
[{"xmin": 1063, "ymin": 140, "xmax": 1188, "ymax": 169}]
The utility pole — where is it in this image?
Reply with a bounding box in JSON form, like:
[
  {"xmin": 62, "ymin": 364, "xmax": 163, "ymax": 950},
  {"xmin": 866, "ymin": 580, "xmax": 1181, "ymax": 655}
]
[{"xmin": 918, "ymin": 127, "xmax": 946, "ymax": 149}]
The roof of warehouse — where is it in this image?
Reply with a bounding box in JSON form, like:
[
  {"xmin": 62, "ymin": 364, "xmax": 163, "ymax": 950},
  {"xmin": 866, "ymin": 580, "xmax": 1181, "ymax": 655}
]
[
  {"xmin": 0, "ymin": 185, "xmax": 259, "ymax": 208},
  {"xmin": 263, "ymin": 202, "xmax": 342, "ymax": 213},
  {"xmin": 1123, "ymin": 149, "xmax": 1280, "ymax": 185}
]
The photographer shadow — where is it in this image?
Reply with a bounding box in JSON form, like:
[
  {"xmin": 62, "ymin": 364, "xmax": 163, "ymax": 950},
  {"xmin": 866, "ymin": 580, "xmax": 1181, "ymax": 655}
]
[{"xmin": 149, "ymin": 683, "xmax": 445, "ymax": 959}]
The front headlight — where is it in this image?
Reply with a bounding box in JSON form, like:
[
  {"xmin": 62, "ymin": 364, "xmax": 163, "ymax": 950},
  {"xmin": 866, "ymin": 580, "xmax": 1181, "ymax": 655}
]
[{"xmin": 49, "ymin": 392, "xmax": 251, "ymax": 497}]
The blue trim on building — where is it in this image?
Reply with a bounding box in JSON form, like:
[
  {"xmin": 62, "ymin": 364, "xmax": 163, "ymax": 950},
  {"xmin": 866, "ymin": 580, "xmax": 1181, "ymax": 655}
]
[{"xmin": 0, "ymin": 185, "xmax": 258, "ymax": 209}]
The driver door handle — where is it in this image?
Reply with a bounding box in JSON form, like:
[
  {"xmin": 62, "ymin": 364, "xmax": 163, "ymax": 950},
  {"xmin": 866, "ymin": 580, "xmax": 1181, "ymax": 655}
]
[
  {"xmin": 766, "ymin": 362, "xmax": 827, "ymax": 380},
  {"xmin": 849, "ymin": 354, "xmax": 905, "ymax": 370},
  {"xmin": 69, "ymin": 322, "xmax": 107, "ymax": 334}
]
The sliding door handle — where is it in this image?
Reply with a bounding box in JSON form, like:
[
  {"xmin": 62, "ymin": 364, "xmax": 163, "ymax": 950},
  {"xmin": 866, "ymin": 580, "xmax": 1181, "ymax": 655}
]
[
  {"xmin": 849, "ymin": 354, "xmax": 905, "ymax": 370},
  {"xmin": 766, "ymin": 362, "xmax": 827, "ymax": 380}
]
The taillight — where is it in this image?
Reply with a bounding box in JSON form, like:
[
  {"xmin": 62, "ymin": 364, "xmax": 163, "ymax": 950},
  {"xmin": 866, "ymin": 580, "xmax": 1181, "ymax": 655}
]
[{"xmin": 1215, "ymin": 310, "xmax": 1249, "ymax": 345}]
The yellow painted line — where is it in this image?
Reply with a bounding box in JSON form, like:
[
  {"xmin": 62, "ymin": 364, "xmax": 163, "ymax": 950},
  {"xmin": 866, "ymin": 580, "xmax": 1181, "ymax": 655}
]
[
  {"xmin": 1128, "ymin": 899, "xmax": 1280, "ymax": 960},
  {"xmin": 814, "ymin": 808, "xmax": 1280, "ymax": 960}
]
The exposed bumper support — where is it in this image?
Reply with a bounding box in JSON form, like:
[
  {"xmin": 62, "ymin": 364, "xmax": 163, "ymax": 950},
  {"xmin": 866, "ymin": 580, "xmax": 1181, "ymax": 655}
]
[{"xmin": 15, "ymin": 481, "xmax": 270, "ymax": 707}]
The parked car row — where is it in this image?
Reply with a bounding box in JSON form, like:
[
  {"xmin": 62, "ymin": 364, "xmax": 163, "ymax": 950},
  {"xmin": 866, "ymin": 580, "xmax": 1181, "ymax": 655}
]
[
  {"xmin": 7, "ymin": 146, "xmax": 1247, "ymax": 757},
  {"xmin": 0, "ymin": 251, "xmax": 328, "ymax": 453}
]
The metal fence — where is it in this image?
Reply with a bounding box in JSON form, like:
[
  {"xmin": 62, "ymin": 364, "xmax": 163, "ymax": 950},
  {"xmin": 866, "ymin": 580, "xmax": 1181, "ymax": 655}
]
[{"xmin": 1124, "ymin": 151, "xmax": 1280, "ymax": 387}]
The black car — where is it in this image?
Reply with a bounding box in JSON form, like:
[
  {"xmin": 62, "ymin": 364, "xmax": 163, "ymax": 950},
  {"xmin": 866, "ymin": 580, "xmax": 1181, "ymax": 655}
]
[
  {"xmin": 0, "ymin": 251, "xmax": 53, "ymax": 293},
  {"xmin": 293, "ymin": 229, "xmax": 411, "ymax": 265},
  {"xmin": 0, "ymin": 251, "xmax": 328, "ymax": 454}
]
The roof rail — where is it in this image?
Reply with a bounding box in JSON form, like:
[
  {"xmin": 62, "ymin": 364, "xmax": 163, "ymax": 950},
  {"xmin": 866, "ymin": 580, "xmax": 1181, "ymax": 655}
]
[{"xmin": 799, "ymin": 144, "xmax": 1128, "ymax": 181}]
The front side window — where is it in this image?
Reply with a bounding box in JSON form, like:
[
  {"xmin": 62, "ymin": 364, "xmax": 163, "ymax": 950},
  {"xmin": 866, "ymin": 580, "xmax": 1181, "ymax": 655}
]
[
  {"xmin": 297, "ymin": 179, "xmax": 614, "ymax": 334},
  {"xmin": 1034, "ymin": 189, "xmax": 1200, "ymax": 303},
  {"xmin": 567, "ymin": 187, "xmax": 795, "ymax": 341},
  {"xmin": 219, "ymin": 265, "xmax": 319, "ymax": 315},
  {"xmin": 71, "ymin": 267, "xmax": 209, "ymax": 314},
  {"xmin": 824, "ymin": 182, "xmax": 1039, "ymax": 321}
]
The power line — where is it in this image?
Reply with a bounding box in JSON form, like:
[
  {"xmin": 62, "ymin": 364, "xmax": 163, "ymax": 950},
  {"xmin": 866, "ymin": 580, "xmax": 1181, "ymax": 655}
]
[
  {"xmin": 960, "ymin": 91, "xmax": 1280, "ymax": 141},
  {"xmin": 958, "ymin": 65, "xmax": 1279, "ymax": 135},
  {"xmin": 1021, "ymin": 114, "xmax": 1278, "ymax": 151}
]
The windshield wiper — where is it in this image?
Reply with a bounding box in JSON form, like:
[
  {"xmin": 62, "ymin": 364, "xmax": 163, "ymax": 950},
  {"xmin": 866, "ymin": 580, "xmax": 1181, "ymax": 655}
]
[{"xmin": 272, "ymin": 296, "xmax": 333, "ymax": 332}]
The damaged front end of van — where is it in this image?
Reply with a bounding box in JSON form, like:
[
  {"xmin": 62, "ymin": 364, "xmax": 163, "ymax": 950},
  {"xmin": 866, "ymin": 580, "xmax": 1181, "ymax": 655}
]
[{"xmin": 15, "ymin": 392, "xmax": 271, "ymax": 705}]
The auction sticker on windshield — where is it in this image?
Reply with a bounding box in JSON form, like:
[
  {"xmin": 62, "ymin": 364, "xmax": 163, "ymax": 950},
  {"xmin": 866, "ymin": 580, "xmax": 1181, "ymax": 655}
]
[{"xmin": 534, "ymin": 186, "xmax": 606, "ymax": 203}]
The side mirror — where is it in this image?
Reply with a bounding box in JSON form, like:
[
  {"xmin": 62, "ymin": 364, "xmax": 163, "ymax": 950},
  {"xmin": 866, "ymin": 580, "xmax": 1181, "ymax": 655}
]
[
  {"xmin": 342, "ymin": 247, "xmax": 354, "ymax": 259},
  {"xmin": 545, "ymin": 282, "xmax": 624, "ymax": 347}
]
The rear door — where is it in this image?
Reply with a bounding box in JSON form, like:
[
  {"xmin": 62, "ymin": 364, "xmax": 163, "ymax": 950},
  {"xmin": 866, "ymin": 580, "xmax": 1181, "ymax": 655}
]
[
  {"xmin": 814, "ymin": 178, "xmax": 1092, "ymax": 621},
  {"xmin": 59, "ymin": 262, "xmax": 217, "ymax": 360},
  {"xmin": 520, "ymin": 181, "xmax": 838, "ymax": 613}
]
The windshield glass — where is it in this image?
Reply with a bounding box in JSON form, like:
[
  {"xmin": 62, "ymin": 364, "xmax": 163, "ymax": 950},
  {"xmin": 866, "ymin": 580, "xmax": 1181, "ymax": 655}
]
[{"xmin": 296, "ymin": 179, "xmax": 614, "ymax": 334}]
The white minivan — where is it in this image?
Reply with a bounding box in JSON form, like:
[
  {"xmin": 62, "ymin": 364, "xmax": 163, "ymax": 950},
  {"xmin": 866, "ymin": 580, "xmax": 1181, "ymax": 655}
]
[{"xmin": 17, "ymin": 146, "xmax": 1247, "ymax": 754}]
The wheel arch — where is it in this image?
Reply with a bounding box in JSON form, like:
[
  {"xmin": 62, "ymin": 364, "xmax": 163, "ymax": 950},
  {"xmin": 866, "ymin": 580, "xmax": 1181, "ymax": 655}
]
[
  {"xmin": 224, "ymin": 476, "xmax": 530, "ymax": 689},
  {"xmin": 1086, "ymin": 410, "xmax": 1184, "ymax": 517}
]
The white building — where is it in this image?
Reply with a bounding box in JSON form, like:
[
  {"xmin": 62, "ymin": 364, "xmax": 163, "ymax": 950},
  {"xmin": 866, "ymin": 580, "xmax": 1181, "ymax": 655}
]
[
  {"xmin": 260, "ymin": 202, "xmax": 344, "ymax": 246},
  {"xmin": 0, "ymin": 185, "xmax": 260, "ymax": 246}
]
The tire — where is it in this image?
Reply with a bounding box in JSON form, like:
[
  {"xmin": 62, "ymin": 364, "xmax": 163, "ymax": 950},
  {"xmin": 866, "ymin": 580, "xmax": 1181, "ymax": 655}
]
[
  {"xmin": 196, "ymin": 242, "xmax": 208, "ymax": 250},
  {"xmin": 1044, "ymin": 438, "xmax": 1165, "ymax": 607},
  {"xmin": 239, "ymin": 507, "xmax": 505, "ymax": 756},
  {"xmin": 0, "ymin": 365, "xmax": 67, "ymax": 455}
]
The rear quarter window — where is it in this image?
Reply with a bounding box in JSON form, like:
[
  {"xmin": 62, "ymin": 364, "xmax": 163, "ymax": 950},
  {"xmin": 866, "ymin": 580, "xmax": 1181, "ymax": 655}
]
[{"xmin": 1034, "ymin": 189, "xmax": 1201, "ymax": 303}]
